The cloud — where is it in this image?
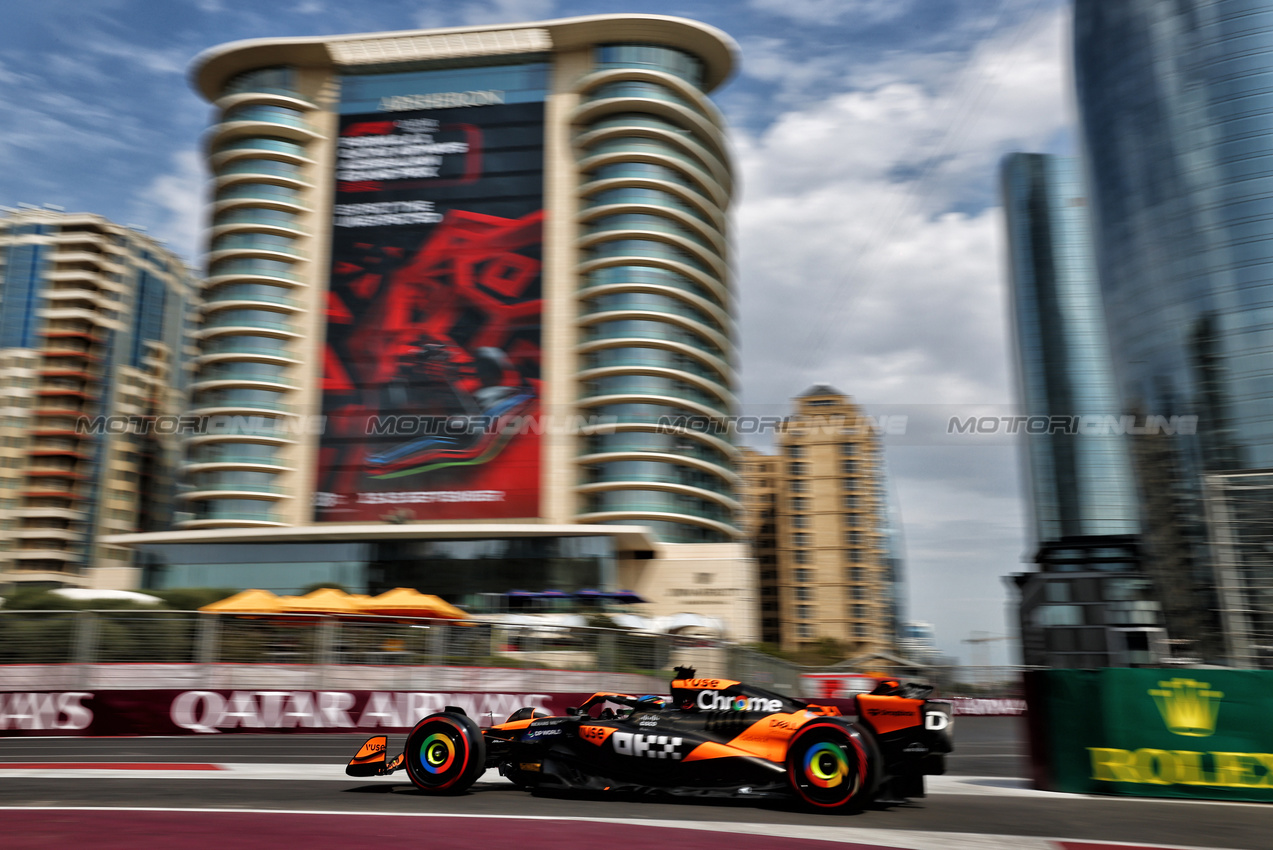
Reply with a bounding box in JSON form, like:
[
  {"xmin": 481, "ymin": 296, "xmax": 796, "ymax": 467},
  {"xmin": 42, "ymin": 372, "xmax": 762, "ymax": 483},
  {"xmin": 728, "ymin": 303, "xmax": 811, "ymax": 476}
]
[
  {"xmin": 81, "ymin": 33, "xmax": 188, "ymax": 75},
  {"xmin": 747, "ymin": 0, "xmax": 914, "ymax": 26},
  {"xmin": 130, "ymin": 150, "xmax": 206, "ymax": 265},
  {"xmin": 732, "ymin": 6, "xmax": 1069, "ymax": 656},
  {"xmin": 415, "ymin": 0, "xmax": 556, "ymax": 30},
  {"xmin": 734, "ymin": 6, "xmax": 1069, "ymax": 407}
]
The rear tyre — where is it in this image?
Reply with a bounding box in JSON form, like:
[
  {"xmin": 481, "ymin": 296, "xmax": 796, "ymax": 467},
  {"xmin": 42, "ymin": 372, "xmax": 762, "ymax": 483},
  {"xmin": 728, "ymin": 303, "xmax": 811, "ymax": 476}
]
[
  {"xmin": 405, "ymin": 712, "xmax": 487, "ymax": 794},
  {"xmin": 785, "ymin": 722, "xmax": 871, "ymax": 812}
]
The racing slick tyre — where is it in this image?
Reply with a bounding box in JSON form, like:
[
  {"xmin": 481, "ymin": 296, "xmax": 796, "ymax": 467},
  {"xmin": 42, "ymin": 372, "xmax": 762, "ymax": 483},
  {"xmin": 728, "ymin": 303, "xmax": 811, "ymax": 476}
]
[
  {"xmin": 404, "ymin": 712, "xmax": 487, "ymax": 794},
  {"xmin": 785, "ymin": 722, "xmax": 872, "ymax": 813}
]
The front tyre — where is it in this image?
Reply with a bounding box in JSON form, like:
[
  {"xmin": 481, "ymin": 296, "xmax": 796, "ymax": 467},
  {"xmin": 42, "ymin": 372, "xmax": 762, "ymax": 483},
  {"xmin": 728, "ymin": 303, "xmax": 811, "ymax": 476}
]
[
  {"xmin": 405, "ymin": 712, "xmax": 486, "ymax": 794},
  {"xmin": 786, "ymin": 722, "xmax": 871, "ymax": 812}
]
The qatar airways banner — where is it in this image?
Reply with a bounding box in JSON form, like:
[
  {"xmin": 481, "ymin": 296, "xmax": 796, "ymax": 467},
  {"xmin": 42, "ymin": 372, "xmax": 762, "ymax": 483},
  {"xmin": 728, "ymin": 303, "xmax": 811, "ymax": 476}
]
[
  {"xmin": 0, "ymin": 690, "xmax": 596, "ymax": 737},
  {"xmin": 316, "ymin": 64, "xmax": 546, "ymax": 522}
]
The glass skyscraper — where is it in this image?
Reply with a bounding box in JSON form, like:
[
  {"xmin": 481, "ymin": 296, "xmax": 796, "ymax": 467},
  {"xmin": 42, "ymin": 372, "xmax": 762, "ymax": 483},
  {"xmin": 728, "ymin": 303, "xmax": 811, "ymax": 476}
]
[
  {"xmin": 1074, "ymin": 0, "xmax": 1273, "ymax": 663},
  {"xmin": 1001, "ymin": 154, "xmax": 1165, "ymax": 668},
  {"xmin": 1002, "ymin": 154, "xmax": 1141, "ymax": 546}
]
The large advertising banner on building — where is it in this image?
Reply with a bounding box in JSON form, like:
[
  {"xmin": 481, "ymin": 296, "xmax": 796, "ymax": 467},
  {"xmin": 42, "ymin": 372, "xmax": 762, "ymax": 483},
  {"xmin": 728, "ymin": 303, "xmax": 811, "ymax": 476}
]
[{"xmin": 316, "ymin": 65, "xmax": 546, "ymax": 522}]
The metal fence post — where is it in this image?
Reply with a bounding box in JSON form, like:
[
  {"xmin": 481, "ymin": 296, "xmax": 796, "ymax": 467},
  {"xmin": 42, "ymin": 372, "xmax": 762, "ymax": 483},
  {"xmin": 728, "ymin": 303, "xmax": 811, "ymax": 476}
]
[
  {"xmin": 315, "ymin": 616, "xmax": 337, "ymax": 690},
  {"xmin": 73, "ymin": 610, "xmax": 99, "ymax": 689},
  {"xmin": 196, "ymin": 613, "xmax": 220, "ymax": 688}
]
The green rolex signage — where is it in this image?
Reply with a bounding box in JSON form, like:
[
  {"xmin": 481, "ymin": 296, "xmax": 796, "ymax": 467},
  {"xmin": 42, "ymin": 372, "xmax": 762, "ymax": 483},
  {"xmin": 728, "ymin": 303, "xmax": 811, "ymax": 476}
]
[{"xmin": 1026, "ymin": 669, "xmax": 1273, "ymax": 802}]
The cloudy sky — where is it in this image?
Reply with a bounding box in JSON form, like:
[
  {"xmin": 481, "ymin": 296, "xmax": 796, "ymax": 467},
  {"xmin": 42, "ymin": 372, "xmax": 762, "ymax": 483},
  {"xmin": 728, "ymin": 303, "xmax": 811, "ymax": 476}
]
[{"xmin": 0, "ymin": 0, "xmax": 1074, "ymax": 663}]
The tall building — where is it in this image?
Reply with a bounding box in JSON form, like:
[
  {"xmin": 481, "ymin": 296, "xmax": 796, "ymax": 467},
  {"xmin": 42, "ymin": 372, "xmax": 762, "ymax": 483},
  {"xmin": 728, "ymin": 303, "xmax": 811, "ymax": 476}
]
[
  {"xmin": 110, "ymin": 15, "xmax": 757, "ymax": 639},
  {"xmin": 1000, "ymin": 154, "xmax": 1167, "ymax": 667},
  {"xmin": 1074, "ymin": 0, "xmax": 1273, "ymax": 663},
  {"xmin": 896, "ymin": 621, "xmax": 942, "ymax": 666},
  {"xmin": 739, "ymin": 388, "xmax": 896, "ymax": 654},
  {"xmin": 0, "ymin": 207, "xmax": 195, "ymax": 590},
  {"xmin": 739, "ymin": 445, "xmax": 779, "ymax": 637}
]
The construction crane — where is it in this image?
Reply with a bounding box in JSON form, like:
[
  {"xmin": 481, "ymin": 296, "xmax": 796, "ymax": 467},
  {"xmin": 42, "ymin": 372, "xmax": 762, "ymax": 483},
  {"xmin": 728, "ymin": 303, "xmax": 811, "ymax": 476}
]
[{"xmin": 962, "ymin": 631, "xmax": 1011, "ymax": 669}]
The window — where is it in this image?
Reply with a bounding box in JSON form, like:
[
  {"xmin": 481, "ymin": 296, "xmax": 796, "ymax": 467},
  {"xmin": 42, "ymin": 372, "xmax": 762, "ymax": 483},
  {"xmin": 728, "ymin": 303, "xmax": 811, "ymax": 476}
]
[
  {"xmin": 789, "ymin": 461, "xmax": 806, "ymax": 476},
  {"xmin": 794, "ymin": 569, "xmax": 812, "ymax": 583},
  {"xmin": 791, "ymin": 496, "xmax": 806, "ymax": 512},
  {"xmin": 854, "ymin": 623, "xmax": 868, "ymax": 638},
  {"xmin": 222, "ymin": 66, "xmax": 297, "ymax": 98},
  {"xmin": 841, "ymin": 459, "xmax": 856, "ymax": 475},
  {"xmin": 791, "ymin": 514, "xmax": 807, "ymax": 529},
  {"xmin": 1034, "ymin": 605, "xmax": 1083, "ymax": 627},
  {"xmin": 794, "ymin": 533, "xmax": 810, "ymax": 547},
  {"xmin": 796, "ymin": 604, "xmax": 813, "ymax": 620},
  {"xmin": 843, "ymin": 494, "xmax": 857, "ymax": 510},
  {"xmin": 1045, "ymin": 582, "xmax": 1071, "ymax": 603},
  {"xmin": 789, "ymin": 479, "xmax": 806, "ymax": 493},
  {"xmin": 853, "ymin": 604, "xmax": 867, "ymax": 619},
  {"xmin": 851, "ymin": 586, "xmax": 866, "ymax": 601},
  {"xmin": 788, "ymin": 444, "xmax": 804, "ymax": 458},
  {"xmin": 794, "ymin": 549, "xmax": 808, "ymax": 564},
  {"xmin": 847, "ymin": 530, "xmax": 862, "ymax": 546},
  {"xmin": 797, "ymin": 623, "xmax": 814, "ymax": 639},
  {"xmin": 794, "ymin": 586, "xmax": 812, "ymax": 601},
  {"xmin": 840, "ymin": 443, "xmax": 855, "ymax": 456}
]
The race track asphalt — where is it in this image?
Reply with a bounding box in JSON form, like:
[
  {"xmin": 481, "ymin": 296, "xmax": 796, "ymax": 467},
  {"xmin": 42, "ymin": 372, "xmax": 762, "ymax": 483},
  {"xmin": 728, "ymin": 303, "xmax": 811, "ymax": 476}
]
[{"xmin": 0, "ymin": 718, "xmax": 1265, "ymax": 850}]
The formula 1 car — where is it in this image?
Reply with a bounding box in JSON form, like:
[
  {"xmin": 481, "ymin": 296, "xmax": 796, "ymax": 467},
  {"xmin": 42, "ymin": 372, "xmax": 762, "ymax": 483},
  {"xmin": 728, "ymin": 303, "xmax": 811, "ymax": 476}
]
[{"xmin": 347, "ymin": 667, "xmax": 953, "ymax": 812}]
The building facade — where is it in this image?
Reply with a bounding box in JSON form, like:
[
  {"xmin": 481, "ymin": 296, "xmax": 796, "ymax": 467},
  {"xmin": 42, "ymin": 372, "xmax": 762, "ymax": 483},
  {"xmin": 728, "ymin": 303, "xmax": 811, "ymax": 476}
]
[
  {"xmin": 111, "ymin": 15, "xmax": 757, "ymax": 640},
  {"xmin": 0, "ymin": 207, "xmax": 195, "ymax": 590},
  {"xmin": 1074, "ymin": 0, "xmax": 1273, "ymax": 663},
  {"xmin": 1000, "ymin": 153, "xmax": 1167, "ymax": 667},
  {"xmin": 739, "ymin": 387, "xmax": 896, "ymax": 655}
]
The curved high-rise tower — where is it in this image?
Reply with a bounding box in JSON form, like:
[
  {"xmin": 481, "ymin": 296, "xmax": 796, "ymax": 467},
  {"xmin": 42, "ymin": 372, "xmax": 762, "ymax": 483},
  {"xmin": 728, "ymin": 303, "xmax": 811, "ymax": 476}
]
[
  {"xmin": 112, "ymin": 15, "xmax": 756, "ymax": 640},
  {"xmin": 183, "ymin": 16, "xmax": 738, "ymax": 544}
]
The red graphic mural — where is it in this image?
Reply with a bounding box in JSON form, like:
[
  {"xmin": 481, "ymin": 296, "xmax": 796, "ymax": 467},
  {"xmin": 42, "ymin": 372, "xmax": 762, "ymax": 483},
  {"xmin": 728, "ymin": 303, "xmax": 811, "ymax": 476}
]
[{"xmin": 316, "ymin": 99, "xmax": 544, "ymax": 521}]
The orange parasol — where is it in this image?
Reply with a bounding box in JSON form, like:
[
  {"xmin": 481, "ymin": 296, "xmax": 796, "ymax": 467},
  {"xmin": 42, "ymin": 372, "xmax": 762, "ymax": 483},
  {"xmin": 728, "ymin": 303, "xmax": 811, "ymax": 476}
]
[
  {"xmin": 358, "ymin": 587, "xmax": 469, "ymax": 620},
  {"xmin": 277, "ymin": 587, "xmax": 364, "ymax": 615},
  {"xmin": 198, "ymin": 588, "xmax": 281, "ymax": 614}
]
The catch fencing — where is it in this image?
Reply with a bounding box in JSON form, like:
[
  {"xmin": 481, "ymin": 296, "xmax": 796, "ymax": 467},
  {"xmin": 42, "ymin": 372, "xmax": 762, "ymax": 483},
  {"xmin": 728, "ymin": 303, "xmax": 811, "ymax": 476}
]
[{"xmin": 0, "ymin": 609, "xmax": 801, "ymax": 696}]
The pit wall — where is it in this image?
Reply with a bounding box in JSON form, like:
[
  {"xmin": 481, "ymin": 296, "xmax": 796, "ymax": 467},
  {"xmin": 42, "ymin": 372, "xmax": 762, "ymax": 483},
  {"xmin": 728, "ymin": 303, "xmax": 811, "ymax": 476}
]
[{"xmin": 1025, "ymin": 668, "xmax": 1273, "ymax": 803}]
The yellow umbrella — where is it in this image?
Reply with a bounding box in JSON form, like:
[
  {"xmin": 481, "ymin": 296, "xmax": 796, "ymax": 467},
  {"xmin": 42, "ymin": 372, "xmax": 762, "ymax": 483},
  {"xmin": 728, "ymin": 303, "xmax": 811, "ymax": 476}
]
[
  {"xmin": 277, "ymin": 587, "xmax": 363, "ymax": 615},
  {"xmin": 198, "ymin": 588, "xmax": 280, "ymax": 614},
  {"xmin": 359, "ymin": 587, "xmax": 469, "ymax": 620}
]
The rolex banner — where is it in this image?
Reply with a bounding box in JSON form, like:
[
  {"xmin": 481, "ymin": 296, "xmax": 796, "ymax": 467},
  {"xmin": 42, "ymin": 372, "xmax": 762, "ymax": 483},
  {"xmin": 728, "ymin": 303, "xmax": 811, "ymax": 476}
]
[{"xmin": 1025, "ymin": 669, "xmax": 1273, "ymax": 801}]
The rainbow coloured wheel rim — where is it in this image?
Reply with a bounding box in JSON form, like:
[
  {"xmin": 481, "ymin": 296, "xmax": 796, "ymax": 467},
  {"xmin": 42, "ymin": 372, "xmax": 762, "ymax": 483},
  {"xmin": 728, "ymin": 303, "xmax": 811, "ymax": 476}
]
[
  {"xmin": 404, "ymin": 714, "xmax": 483, "ymax": 793},
  {"xmin": 787, "ymin": 723, "xmax": 868, "ymax": 810},
  {"xmin": 420, "ymin": 732, "xmax": 457, "ymax": 774}
]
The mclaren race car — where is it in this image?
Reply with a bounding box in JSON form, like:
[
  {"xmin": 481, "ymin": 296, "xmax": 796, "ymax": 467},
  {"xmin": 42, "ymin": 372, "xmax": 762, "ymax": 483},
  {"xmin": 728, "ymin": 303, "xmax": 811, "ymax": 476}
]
[{"xmin": 347, "ymin": 667, "xmax": 952, "ymax": 812}]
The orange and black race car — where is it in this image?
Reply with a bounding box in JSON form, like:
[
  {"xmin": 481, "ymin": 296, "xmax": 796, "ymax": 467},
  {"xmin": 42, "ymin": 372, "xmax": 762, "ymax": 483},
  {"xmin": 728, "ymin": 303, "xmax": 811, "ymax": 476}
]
[{"xmin": 346, "ymin": 666, "xmax": 952, "ymax": 812}]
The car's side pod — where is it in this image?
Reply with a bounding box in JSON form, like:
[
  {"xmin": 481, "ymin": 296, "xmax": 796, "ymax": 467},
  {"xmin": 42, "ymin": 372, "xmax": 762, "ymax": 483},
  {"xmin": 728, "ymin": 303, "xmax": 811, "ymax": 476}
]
[{"xmin": 345, "ymin": 735, "xmax": 406, "ymax": 777}]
